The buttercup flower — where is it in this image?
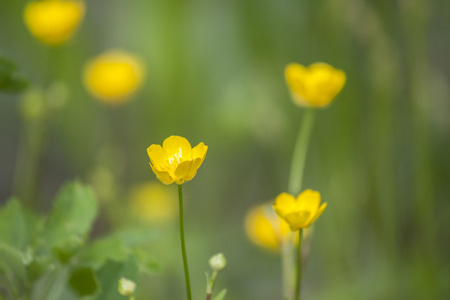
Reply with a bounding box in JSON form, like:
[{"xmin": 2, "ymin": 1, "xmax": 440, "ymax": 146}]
[
  {"xmin": 24, "ymin": 0, "xmax": 85, "ymax": 45},
  {"xmin": 245, "ymin": 203, "xmax": 294, "ymax": 251},
  {"xmin": 147, "ymin": 136, "xmax": 207, "ymax": 185},
  {"xmin": 129, "ymin": 182, "xmax": 177, "ymax": 223},
  {"xmin": 83, "ymin": 50, "xmax": 145, "ymax": 104},
  {"xmin": 285, "ymin": 63, "xmax": 346, "ymax": 108},
  {"xmin": 273, "ymin": 190, "xmax": 327, "ymax": 231}
]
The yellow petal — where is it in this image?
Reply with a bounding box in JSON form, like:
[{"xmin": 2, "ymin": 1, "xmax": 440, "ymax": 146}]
[
  {"xmin": 309, "ymin": 202, "xmax": 327, "ymax": 225},
  {"xmin": 284, "ymin": 211, "xmax": 312, "ymax": 230},
  {"xmin": 273, "ymin": 193, "xmax": 297, "ymax": 218},
  {"xmin": 150, "ymin": 164, "xmax": 174, "ymax": 185},
  {"xmin": 296, "ymin": 189, "xmax": 321, "ymax": 215},
  {"xmin": 174, "ymin": 160, "xmax": 193, "ymax": 181},
  {"xmin": 182, "ymin": 171, "xmax": 197, "ymax": 182},
  {"xmin": 147, "ymin": 144, "xmax": 168, "ymax": 172},
  {"xmin": 162, "ymin": 136, "xmax": 192, "ymax": 167}
]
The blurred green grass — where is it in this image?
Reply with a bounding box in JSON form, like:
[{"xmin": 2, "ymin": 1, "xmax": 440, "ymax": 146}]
[{"xmin": 1, "ymin": 0, "xmax": 449, "ymax": 299}]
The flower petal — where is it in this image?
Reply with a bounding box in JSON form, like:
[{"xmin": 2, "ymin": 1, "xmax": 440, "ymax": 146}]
[
  {"xmin": 163, "ymin": 136, "xmax": 192, "ymax": 167},
  {"xmin": 273, "ymin": 193, "xmax": 297, "ymax": 218},
  {"xmin": 284, "ymin": 211, "xmax": 312, "ymax": 230},
  {"xmin": 150, "ymin": 163, "xmax": 174, "ymax": 185},
  {"xmin": 309, "ymin": 202, "xmax": 327, "ymax": 225},
  {"xmin": 296, "ymin": 189, "xmax": 321, "ymax": 215},
  {"xmin": 147, "ymin": 144, "xmax": 168, "ymax": 172},
  {"xmin": 174, "ymin": 160, "xmax": 193, "ymax": 181}
]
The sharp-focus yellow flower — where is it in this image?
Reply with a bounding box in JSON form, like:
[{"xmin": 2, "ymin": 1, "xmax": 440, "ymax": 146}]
[
  {"xmin": 245, "ymin": 203, "xmax": 295, "ymax": 251},
  {"xmin": 83, "ymin": 50, "xmax": 145, "ymax": 104},
  {"xmin": 273, "ymin": 190, "xmax": 327, "ymax": 231},
  {"xmin": 129, "ymin": 182, "xmax": 177, "ymax": 223},
  {"xmin": 147, "ymin": 136, "xmax": 208, "ymax": 185},
  {"xmin": 24, "ymin": 0, "xmax": 85, "ymax": 45},
  {"xmin": 285, "ymin": 63, "xmax": 346, "ymax": 108}
]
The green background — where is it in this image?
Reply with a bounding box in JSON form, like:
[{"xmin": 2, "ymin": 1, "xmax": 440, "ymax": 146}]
[{"xmin": 1, "ymin": 0, "xmax": 449, "ymax": 299}]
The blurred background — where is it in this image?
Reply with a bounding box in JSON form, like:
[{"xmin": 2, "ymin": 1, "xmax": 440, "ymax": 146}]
[{"xmin": 1, "ymin": 0, "xmax": 449, "ymax": 299}]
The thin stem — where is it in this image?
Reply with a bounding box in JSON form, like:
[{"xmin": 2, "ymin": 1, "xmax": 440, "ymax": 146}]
[
  {"xmin": 288, "ymin": 109, "xmax": 316, "ymax": 195},
  {"xmin": 281, "ymin": 238, "xmax": 295, "ymax": 299},
  {"xmin": 205, "ymin": 270, "xmax": 217, "ymax": 300},
  {"xmin": 294, "ymin": 229, "xmax": 303, "ymax": 300},
  {"xmin": 178, "ymin": 184, "xmax": 192, "ymax": 300}
]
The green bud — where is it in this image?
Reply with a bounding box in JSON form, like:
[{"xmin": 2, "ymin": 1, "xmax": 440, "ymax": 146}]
[
  {"xmin": 118, "ymin": 277, "xmax": 136, "ymax": 297},
  {"xmin": 209, "ymin": 253, "xmax": 226, "ymax": 271}
]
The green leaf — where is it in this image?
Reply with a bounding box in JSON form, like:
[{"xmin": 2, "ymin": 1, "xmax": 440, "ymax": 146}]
[
  {"xmin": 45, "ymin": 182, "xmax": 98, "ymax": 255},
  {"xmin": 80, "ymin": 237, "xmax": 129, "ymax": 269},
  {"xmin": 0, "ymin": 198, "xmax": 28, "ymax": 249},
  {"xmin": 0, "ymin": 56, "xmax": 28, "ymax": 92},
  {"xmin": 94, "ymin": 257, "xmax": 139, "ymax": 300},
  {"xmin": 30, "ymin": 266, "xmax": 70, "ymax": 300},
  {"xmin": 213, "ymin": 289, "xmax": 227, "ymax": 300},
  {"xmin": 0, "ymin": 243, "xmax": 27, "ymax": 283},
  {"xmin": 68, "ymin": 267, "xmax": 98, "ymax": 297}
]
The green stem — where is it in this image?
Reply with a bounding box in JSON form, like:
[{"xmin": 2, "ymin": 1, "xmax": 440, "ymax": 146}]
[
  {"xmin": 178, "ymin": 184, "xmax": 192, "ymax": 300},
  {"xmin": 294, "ymin": 229, "xmax": 303, "ymax": 300},
  {"xmin": 281, "ymin": 238, "xmax": 295, "ymax": 299},
  {"xmin": 288, "ymin": 109, "xmax": 316, "ymax": 195},
  {"xmin": 206, "ymin": 270, "xmax": 218, "ymax": 300}
]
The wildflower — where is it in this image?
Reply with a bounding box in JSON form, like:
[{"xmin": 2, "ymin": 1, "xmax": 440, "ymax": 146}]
[
  {"xmin": 273, "ymin": 190, "xmax": 327, "ymax": 231},
  {"xmin": 83, "ymin": 50, "xmax": 145, "ymax": 104},
  {"xmin": 147, "ymin": 136, "xmax": 207, "ymax": 185},
  {"xmin": 245, "ymin": 203, "xmax": 293, "ymax": 251},
  {"xmin": 209, "ymin": 253, "xmax": 227, "ymax": 271},
  {"xmin": 129, "ymin": 182, "xmax": 177, "ymax": 223},
  {"xmin": 24, "ymin": 0, "xmax": 85, "ymax": 45},
  {"xmin": 285, "ymin": 63, "xmax": 346, "ymax": 108}
]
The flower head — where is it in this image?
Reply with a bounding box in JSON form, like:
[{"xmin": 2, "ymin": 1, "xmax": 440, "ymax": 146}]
[
  {"xmin": 147, "ymin": 136, "xmax": 207, "ymax": 185},
  {"xmin": 24, "ymin": 0, "xmax": 85, "ymax": 45},
  {"xmin": 83, "ymin": 50, "xmax": 145, "ymax": 104},
  {"xmin": 273, "ymin": 190, "xmax": 327, "ymax": 231},
  {"xmin": 245, "ymin": 203, "xmax": 296, "ymax": 251},
  {"xmin": 285, "ymin": 62, "xmax": 346, "ymax": 108},
  {"xmin": 129, "ymin": 182, "xmax": 177, "ymax": 223}
]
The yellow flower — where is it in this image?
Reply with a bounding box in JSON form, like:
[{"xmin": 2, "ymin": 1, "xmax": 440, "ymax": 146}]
[
  {"xmin": 147, "ymin": 136, "xmax": 208, "ymax": 185},
  {"xmin": 83, "ymin": 50, "xmax": 145, "ymax": 104},
  {"xmin": 245, "ymin": 203, "xmax": 295, "ymax": 251},
  {"xmin": 285, "ymin": 62, "xmax": 346, "ymax": 108},
  {"xmin": 129, "ymin": 182, "xmax": 177, "ymax": 224},
  {"xmin": 273, "ymin": 190, "xmax": 327, "ymax": 231},
  {"xmin": 24, "ymin": 0, "xmax": 85, "ymax": 45}
]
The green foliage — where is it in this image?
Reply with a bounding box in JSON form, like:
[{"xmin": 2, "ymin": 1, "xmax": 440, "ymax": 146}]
[
  {"xmin": 0, "ymin": 56, "xmax": 27, "ymax": 93},
  {"xmin": 0, "ymin": 181, "xmax": 159, "ymax": 300},
  {"xmin": 44, "ymin": 182, "xmax": 99, "ymax": 255},
  {"xmin": 95, "ymin": 257, "xmax": 139, "ymax": 300},
  {"xmin": 69, "ymin": 267, "xmax": 98, "ymax": 297},
  {"xmin": 0, "ymin": 199, "xmax": 28, "ymax": 249},
  {"xmin": 214, "ymin": 289, "xmax": 227, "ymax": 300}
]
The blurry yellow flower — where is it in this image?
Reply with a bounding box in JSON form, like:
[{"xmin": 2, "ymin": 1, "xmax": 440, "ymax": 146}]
[
  {"xmin": 129, "ymin": 182, "xmax": 177, "ymax": 223},
  {"xmin": 147, "ymin": 136, "xmax": 208, "ymax": 185},
  {"xmin": 273, "ymin": 190, "xmax": 327, "ymax": 231},
  {"xmin": 245, "ymin": 203, "xmax": 294, "ymax": 251},
  {"xmin": 24, "ymin": 0, "xmax": 85, "ymax": 45},
  {"xmin": 83, "ymin": 50, "xmax": 145, "ymax": 104},
  {"xmin": 285, "ymin": 63, "xmax": 346, "ymax": 108}
]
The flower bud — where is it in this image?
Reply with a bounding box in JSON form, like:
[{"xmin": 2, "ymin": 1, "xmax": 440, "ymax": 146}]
[
  {"xmin": 209, "ymin": 253, "xmax": 226, "ymax": 271},
  {"xmin": 118, "ymin": 277, "xmax": 136, "ymax": 297}
]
